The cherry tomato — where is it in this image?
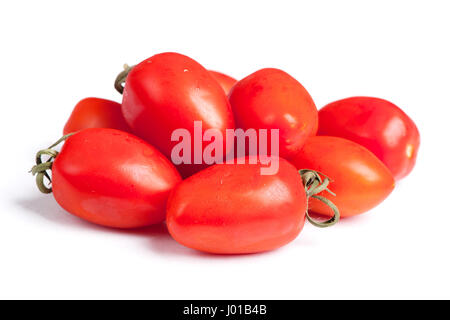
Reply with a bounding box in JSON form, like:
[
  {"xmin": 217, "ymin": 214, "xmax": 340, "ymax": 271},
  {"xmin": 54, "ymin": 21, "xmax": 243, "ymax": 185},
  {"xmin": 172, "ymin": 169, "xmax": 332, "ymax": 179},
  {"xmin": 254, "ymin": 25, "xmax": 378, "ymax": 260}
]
[
  {"xmin": 51, "ymin": 128, "xmax": 181, "ymax": 228},
  {"xmin": 166, "ymin": 157, "xmax": 307, "ymax": 254},
  {"xmin": 209, "ymin": 70, "xmax": 237, "ymax": 95},
  {"xmin": 290, "ymin": 136, "xmax": 395, "ymax": 217},
  {"xmin": 121, "ymin": 52, "xmax": 235, "ymax": 177},
  {"xmin": 63, "ymin": 97, "xmax": 131, "ymax": 135},
  {"xmin": 318, "ymin": 97, "xmax": 420, "ymax": 180},
  {"xmin": 228, "ymin": 68, "xmax": 318, "ymax": 159}
]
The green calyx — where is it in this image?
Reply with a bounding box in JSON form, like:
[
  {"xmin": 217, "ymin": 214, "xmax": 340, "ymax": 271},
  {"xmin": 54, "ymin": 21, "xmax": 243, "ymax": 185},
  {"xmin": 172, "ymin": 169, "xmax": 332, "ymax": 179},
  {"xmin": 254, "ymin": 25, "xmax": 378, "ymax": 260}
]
[
  {"xmin": 30, "ymin": 133, "xmax": 75, "ymax": 194},
  {"xmin": 299, "ymin": 169, "xmax": 340, "ymax": 228}
]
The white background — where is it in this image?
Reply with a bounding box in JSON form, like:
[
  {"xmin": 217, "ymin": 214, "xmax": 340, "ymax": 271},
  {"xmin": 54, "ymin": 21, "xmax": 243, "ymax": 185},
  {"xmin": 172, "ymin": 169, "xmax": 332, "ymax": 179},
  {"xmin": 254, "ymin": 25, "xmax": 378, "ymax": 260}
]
[{"xmin": 1, "ymin": 0, "xmax": 449, "ymax": 299}]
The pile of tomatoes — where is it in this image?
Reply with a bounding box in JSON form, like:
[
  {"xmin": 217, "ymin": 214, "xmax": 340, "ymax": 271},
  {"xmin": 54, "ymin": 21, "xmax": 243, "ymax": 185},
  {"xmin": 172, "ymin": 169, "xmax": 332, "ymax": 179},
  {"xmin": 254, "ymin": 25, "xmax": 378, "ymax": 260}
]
[{"xmin": 31, "ymin": 52, "xmax": 420, "ymax": 254}]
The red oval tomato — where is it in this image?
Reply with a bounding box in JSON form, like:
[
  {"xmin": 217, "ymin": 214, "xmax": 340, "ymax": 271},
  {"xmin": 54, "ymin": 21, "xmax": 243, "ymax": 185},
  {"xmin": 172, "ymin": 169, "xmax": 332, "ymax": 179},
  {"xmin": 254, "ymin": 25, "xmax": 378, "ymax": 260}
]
[
  {"xmin": 290, "ymin": 136, "xmax": 395, "ymax": 217},
  {"xmin": 63, "ymin": 97, "xmax": 131, "ymax": 135},
  {"xmin": 52, "ymin": 128, "xmax": 181, "ymax": 228},
  {"xmin": 318, "ymin": 97, "xmax": 420, "ymax": 180},
  {"xmin": 228, "ymin": 68, "xmax": 318, "ymax": 159},
  {"xmin": 121, "ymin": 52, "xmax": 235, "ymax": 177},
  {"xmin": 166, "ymin": 157, "xmax": 307, "ymax": 254},
  {"xmin": 209, "ymin": 70, "xmax": 237, "ymax": 95}
]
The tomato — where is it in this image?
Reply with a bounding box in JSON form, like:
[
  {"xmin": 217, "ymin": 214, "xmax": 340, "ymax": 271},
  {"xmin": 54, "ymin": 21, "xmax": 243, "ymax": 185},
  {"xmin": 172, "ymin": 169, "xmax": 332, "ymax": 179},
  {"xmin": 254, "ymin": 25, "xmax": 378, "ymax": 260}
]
[
  {"xmin": 37, "ymin": 128, "xmax": 181, "ymax": 228},
  {"xmin": 166, "ymin": 157, "xmax": 307, "ymax": 254},
  {"xmin": 115, "ymin": 65, "xmax": 237, "ymax": 96},
  {"xmin": 63, "ymin": 97, "xmax": 131, "ymax": 135},
  {"xmin": 290, "ymin": 136, "xmax": 395, "ymax": 217},
  {"xmin": 209, "ymin": 70, "xmax": 237, "ymax": 95},
  {"xmin": 318, "ymin": 97, "xmax": 420, "ymax": 180},
  {"xmin": 228, "ymin": 68, "xmax": 318, "ymax": 159},
  {"xmin": 121, "ymin": 52, "xmax": 235, "ymax": 177}
]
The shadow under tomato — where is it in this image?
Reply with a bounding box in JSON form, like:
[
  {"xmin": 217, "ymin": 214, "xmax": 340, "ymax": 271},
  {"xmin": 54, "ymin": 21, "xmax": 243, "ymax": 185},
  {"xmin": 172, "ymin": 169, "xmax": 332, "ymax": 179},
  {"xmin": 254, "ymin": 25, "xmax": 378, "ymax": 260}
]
[
  {"xmin": 146, "ymin": 223, "xmax": 282, "ymax": 259},
  {"xmin": 13, "ymin": 196, "xmax": 229, "ymax": 258},
  {"xmin": 15, "ymin": 195, "xmax": 102, "ymax": 231},
  {"xmin": 14, "ymin": 195, "xmax": 182, "ymax": 246},
  {"xmin": 14, "ymin": 195, "xmax": 311, "ymax": 259},
  {"xmin": 15, "ymin": 195, "xmax": 170, "ymax": 235}
]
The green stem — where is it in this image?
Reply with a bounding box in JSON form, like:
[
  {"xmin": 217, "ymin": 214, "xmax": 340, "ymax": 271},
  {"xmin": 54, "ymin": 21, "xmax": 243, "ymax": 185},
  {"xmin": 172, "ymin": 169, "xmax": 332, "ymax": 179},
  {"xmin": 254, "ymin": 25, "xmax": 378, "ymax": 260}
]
[
  {"xmin": 299, "ymin": 169, "xmax": 340, "ymax": 228},
  {"xmin": 30, "ymin": 133, "xmax": 75, "ymax": 193}
]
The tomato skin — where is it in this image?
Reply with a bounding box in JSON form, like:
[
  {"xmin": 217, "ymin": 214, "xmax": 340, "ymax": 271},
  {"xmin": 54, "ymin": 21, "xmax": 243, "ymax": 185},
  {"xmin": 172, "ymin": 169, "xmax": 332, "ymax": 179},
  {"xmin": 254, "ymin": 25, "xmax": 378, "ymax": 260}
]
[
  {"xmin": 166, "ymin": 157, "xmax": 307, "ymax": 254},
  {"xmin": 121, "ymin": 52, "xmax": 235, "ymax": 178},
  {"xmin": 52, "ymin": 128, "xmax": 181, "ymax": 228},
  {"xmin": 318, "ymin": 97, "xmax": 420, "ymax": 180},
  {"xmin": 63, "ymin": 97, "xmax": 131, "ymax": 135},
  {"xmin": 209, "ymin": 70, "xmax": 237, "ymax": 95},
  {"xmin": 228, "ymin": 68, "xmax": 318, "ymax": 159},
  {"xmin": 290, "ymin": 136, "xmax": 395, "ymax": 217}
]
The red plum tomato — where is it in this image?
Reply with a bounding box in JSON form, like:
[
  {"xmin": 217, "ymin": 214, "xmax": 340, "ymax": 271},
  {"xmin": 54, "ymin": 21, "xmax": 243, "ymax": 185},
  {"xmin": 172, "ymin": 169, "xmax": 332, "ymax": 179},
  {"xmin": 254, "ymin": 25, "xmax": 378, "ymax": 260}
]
[
  {"xmin": 228, "ymin": 68, "xmax": 318, "ymax": 159},
  {"xmin": 318, "ymin": 97, "xmax": 420, "ymax": 180},
  {"xmin": 166, "ymin": 157, "xmax": 307, "ymax": 254},
  {"xmin": 290, "ymin": 136, "xmax": 395, "ymax": 217},
  {"xmin": 209, "ymin": 70, "xmax": 237, "ymax": 95},
  {"xmin": 52, "ymin": 128, "xmax": 181, "ymax": 228},
  {"xmin": 121, "ymin": 52, "xmax": 235, "ymax": 177},
  {"xmin": 63, "ymin": 97, "xmax": 131, "ymax": 135}
]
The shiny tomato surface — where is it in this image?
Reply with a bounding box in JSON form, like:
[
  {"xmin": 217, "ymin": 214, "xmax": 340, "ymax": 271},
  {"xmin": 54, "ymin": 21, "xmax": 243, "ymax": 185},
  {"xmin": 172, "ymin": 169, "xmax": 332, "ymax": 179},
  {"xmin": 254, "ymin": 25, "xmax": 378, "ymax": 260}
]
[
  {"xmin": 290, "ymin": 136, "xmax": 395, "ymax": 217},
  {"xmin": 166, "ymin": 157, "xmax": 307, "ymax": 254},
  {"xmin": 228, "ymin": 68, "xmax": 318, "ymax": 159},
  {"xmin": 63, "ymin": 97, "xmax": 130, "ymax": 135},
  {"xmin": 52, "ymin": 128, "xmax": 181, "ymax": 228},
  {"xmin": 318, "ymin": 97, "xmax": 420, "ymax": 180},
  {"xmin": 209, "ymin": 70, "xmax": 237, "ymax": 94},
  {"xmin": 121, "ymin": 52, "xmax": 235, "ymax": 177}
]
